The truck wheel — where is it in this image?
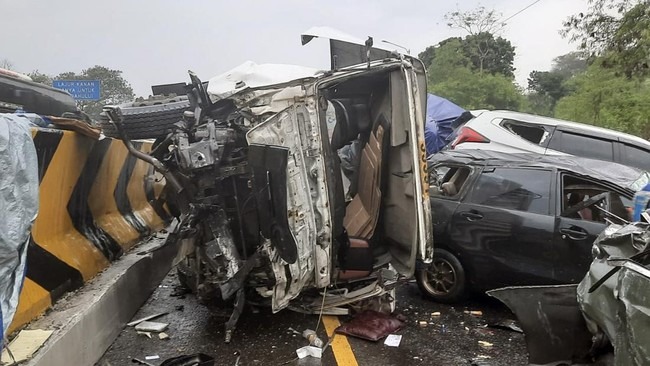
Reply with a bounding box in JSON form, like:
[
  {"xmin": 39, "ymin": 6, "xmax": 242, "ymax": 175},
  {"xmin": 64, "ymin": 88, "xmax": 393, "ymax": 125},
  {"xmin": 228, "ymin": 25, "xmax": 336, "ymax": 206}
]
[
  {"xmin": 416, "ymin": 248, "xmax": 467, "ymax": 303},
  {"xmin": 99, "ymin": 97, "xmax": 190, "ymax": 139}
]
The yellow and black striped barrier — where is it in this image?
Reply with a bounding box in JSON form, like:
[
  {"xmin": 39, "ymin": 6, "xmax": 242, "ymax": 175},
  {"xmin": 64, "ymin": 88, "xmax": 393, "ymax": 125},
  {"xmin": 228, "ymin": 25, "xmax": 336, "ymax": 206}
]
[{"xmin": 9, "ymin": 128, "xmax": 169, "ymax": 334}]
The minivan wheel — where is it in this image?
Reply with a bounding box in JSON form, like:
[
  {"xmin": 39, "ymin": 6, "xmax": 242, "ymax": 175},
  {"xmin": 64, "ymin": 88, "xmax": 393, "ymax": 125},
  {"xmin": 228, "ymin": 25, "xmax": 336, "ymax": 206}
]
[{"xmin": 416, "ymin": 248, "xmax": 466, "ymax": 303}]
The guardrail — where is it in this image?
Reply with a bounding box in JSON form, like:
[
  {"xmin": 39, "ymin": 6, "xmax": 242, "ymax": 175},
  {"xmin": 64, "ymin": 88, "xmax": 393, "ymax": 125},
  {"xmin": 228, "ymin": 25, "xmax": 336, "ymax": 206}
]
[{"xmin": 8, "ymin": 128, "xmax": 169, "ymax": 334}]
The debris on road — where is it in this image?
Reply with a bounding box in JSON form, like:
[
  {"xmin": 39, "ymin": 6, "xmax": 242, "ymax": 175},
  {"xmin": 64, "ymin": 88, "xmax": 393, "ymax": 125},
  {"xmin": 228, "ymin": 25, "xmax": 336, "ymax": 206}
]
[
  {"xmin": 131, "ymin": 358, "xmax": 156, "ymax": 366},
  {"xmin": 145, "ymin": 355, "xmax": 160, "ymax": 360},
  {"xmin": 159, "ymin": 353, "xmax": 215, "ymax": 366},
  {"xmin": 488, "ymin": 319, "xmax": 523, "ymax": 333},
  {"xmin": 478, "ymin": 341, "xmax": 494, "ymax": 348},
  {"xmin": 127, "ymin": 312, "xmax": 169, "ymax": 327},
  {"xmin": 137, "ymin": 331, "xmax": 152, "ymax": 339},
  {"xmin": 135, "ymin": 321, "xmax": 169, "ymax": 333},
  {"xmin": 418, "ymin": 320, "xmax": 428, "ymax": 327},
  {"xmin": 431, "ymin": 312, "xmax": 441, "ymax": 317},
  {"xmin": 159, "ymin": 332, "xmax": 170, "ymax": 340},
  {"xmin": 383, "ymin": 334, "xmax": 402, "ymax": 347},
  {"xmin": 464, "ymin": 310, "xmax": 483, "ymax": 316},
  {"xmin": 296, "ymin": 346, "xmax": 323, "ymax": 359},
  {"xmin": 0, "ymin": 329, "xmax": 53, "ymax": 364},
  {"xmin": 335, "ymin": 310, "xmax": 404, "ymax": 341},
  {"xmin": 302, "ymin": 329, "xmax": 324, "ymax": 347},
  {"xmin": 469, "ymin": 355, "xmax": 492, "ymax": 366}
]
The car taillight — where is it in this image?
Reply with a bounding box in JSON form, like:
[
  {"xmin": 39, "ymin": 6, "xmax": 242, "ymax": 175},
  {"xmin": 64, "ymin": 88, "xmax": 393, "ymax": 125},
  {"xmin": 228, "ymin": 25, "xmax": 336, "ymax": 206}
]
[{"xmin": 450, "ymin": 127, "xmax": 490, "ymax": 148}]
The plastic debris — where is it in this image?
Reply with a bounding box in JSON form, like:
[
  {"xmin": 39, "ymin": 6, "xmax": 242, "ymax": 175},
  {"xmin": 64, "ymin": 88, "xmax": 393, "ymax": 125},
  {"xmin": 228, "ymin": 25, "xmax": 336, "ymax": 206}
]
[
  {"xmin": 135, "ymin": 321, "xmax": 169, "ymax": 333},
  {"xmin": 488, "ymin": 319, "xmax": 523, "ymax": 333},
  {"xmin": 127, "ymin": 312, "xmax": 168, "ymax": 327},
  {"xmin": 137, "ymin": 331, "xmax": 152, "ymax": 338},
  {"xmin": 132, "ymin": 358, "xmax": 156, "ymax": 366},
  {"xmin": 302, "ymin": 329, "xmax": 324, "ymax": 348},
  {"xmin": 384, "ymin": 334, "xmax": 402, "ymax": 347},
  {"xmin": 0, "ymin": 329, "xmax": 53, "ymax": 364},
  {"xmin": 145, "ymin": 355, "xmax": 160, "ymax": 360},
  {"xmin": 159, "ymin": 332, "xmax": 170, "ymax": 340},
  {"xmin": 478, "ymin": 340, "xmax": 494, "ymax": 348},
  {"xmin": 160, "ymin": 353, "xmax": 215, "ymax": 366},
  {"xmin": 464, "ymin": 310, "xmax": 483, "ymax": 316},
  {"xmin": 296, "ymin": 346, "xmax": 323, "ymax": 359},
  {"xmin": 431, "ymin": 312, "xmax": 441, "ymax": 317}
]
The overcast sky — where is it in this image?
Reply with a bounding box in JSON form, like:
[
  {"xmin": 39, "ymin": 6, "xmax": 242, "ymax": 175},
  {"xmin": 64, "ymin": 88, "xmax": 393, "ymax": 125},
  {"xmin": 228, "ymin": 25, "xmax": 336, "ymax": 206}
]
[{"xmin": 2, "ymin": 0, "xmax": 587, "ymax": 97}]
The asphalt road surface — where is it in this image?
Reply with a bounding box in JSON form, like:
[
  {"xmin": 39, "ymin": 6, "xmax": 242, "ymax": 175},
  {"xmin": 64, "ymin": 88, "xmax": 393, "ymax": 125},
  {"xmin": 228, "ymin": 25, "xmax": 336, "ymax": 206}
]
[{"xmin": 98, "ymin": 270, "xmax": 528, "ymax": 366}]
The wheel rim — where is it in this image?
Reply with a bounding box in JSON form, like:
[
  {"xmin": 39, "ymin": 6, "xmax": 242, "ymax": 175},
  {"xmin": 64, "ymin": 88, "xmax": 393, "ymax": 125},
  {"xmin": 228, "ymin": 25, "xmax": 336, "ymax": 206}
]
[{"xmin": 424, "ymin": 258, "xmax": 457, "ymax": 296}]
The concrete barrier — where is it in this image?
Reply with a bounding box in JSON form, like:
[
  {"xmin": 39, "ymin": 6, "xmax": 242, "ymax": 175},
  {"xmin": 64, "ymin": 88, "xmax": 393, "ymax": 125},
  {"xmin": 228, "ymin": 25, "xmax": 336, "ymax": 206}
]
[{"xmin": 9, "ymin": 128, "xmax": 169, "ymax": 334}]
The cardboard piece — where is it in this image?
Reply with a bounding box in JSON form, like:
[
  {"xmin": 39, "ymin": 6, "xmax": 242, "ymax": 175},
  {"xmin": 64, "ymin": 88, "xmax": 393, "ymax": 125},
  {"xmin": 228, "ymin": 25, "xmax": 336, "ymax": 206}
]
[
  {"xmin": 1, "ymin": 329, "xmax": 53, "ymax": 364},
  {"xmin": 48, "ymin": 116, "xmax": 101, "ymax": 140}
]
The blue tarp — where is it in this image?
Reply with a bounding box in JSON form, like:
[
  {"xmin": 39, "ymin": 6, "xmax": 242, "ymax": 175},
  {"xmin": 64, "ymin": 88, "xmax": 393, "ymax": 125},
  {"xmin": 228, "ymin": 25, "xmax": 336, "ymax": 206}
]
[{"xmin": 424, "ymin": 94, "xmax": 465, "ymax": 155}]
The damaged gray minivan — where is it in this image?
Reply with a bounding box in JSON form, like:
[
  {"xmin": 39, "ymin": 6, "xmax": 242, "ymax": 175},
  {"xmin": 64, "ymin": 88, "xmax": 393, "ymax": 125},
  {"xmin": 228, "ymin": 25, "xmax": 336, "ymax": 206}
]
[{"xmin": 102, "ymin": 29, "xmax": 433, "ymax": 341}]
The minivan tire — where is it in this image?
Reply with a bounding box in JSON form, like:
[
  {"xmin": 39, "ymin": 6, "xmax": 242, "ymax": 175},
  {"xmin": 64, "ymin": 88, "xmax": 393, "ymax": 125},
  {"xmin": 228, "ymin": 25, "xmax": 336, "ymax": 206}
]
[
  {"xmin": 416, "ymin": 248, "xmax": 467, "ymax": 303},
  {"xmin": 99, "ymin": 98, "xmax": 190, "ymax": 139}
]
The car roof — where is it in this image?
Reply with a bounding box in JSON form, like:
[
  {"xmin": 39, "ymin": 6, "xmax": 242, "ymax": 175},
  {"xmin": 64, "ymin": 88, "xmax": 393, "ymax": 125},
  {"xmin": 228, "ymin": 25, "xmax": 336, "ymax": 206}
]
[
  {"xmin": 471, "ymin": 110, "xmax": 650, "ymax": 147},
  {"xmin": 430, "ymin": 149, "xmax": 648, "ymax": 192}
]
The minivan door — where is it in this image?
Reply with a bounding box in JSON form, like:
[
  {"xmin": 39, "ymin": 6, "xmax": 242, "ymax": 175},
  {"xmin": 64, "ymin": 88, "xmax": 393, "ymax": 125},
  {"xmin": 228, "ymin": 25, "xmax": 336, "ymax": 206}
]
[
  {"xmin": 448, "ymin": 167, "xmax": 556, "ymax": 288},
  {"xmin": 553, "ymin": 173, "xmax": 628, "ymax": 283}
]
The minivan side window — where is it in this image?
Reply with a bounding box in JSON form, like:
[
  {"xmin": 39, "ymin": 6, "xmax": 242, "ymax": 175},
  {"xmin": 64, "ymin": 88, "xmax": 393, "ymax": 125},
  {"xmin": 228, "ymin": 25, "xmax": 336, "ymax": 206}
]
[
  {"xmin": 468, "ymin": 168, "xmax": 552, "ymax": 215},
  {"xmin": 556, "ymin": 132, "xmax": 614, "ymax": 162},
  {"xmin": 430, "ymin": 165, "xmax": 472, "ymax": 199},
  {"xmin": 500, "ymin": 119, "xmax": 550, "ymax": 146},
  {"xmin": 622, "ymin": 144, "xmax": 650, "ymax": 171}
]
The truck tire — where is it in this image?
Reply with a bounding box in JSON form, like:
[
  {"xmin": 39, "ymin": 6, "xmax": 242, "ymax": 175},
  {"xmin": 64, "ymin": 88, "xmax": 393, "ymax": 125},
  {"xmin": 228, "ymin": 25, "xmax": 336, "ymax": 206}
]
[{"xmin": 99, "ymin": 98, "xmax": 190, "ymax": 139}]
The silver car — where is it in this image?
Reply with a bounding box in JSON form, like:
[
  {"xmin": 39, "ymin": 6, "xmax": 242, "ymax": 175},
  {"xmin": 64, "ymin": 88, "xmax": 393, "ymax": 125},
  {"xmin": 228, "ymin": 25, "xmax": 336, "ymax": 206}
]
[{"xmin": 450, "ymin": 110, "xmax": 650, "ymax": 171}]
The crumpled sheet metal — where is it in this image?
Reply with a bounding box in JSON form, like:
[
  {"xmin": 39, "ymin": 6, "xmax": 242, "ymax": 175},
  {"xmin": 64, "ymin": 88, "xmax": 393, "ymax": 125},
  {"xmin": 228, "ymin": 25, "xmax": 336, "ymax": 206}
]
[
  {"xmin": 206, "ymin": 61, "xmax": 318, "ymax": 100},
  {"xmin": 0, "ymin": 114, "xmax": 39, "ymax": 337},
  {"xmin": 578, "ymin": 222, "xmax": 650, "ymax": 366}
]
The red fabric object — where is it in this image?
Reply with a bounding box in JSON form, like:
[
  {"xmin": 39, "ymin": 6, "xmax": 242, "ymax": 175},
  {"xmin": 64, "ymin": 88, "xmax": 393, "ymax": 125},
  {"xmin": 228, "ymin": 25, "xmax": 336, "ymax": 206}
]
[{"xmin": 335, "ymin": 310, "xmax": 404, "ymax": 341}]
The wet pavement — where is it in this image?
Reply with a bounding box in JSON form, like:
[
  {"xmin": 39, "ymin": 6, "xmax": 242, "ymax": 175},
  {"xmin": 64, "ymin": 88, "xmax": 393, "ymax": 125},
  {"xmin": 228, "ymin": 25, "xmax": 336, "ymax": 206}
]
[{"xmin": 98, "ymin": 270, "xmax": 528, "ymax": 366}]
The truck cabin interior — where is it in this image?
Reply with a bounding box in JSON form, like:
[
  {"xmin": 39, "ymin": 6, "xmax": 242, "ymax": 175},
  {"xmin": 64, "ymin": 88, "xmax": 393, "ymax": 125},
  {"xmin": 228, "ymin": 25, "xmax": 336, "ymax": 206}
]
[{"xmin": 318, "ymin": 67, "xmax": 419, "ymax": 280}]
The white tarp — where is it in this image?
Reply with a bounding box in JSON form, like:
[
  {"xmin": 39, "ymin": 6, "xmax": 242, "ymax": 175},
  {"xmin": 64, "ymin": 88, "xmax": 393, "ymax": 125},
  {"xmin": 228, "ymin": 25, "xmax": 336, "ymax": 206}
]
[
  {"xmin": 206, "ymin": 61, "xmax": 319, "ymax": 99},
  {"xmin": 0, "ymin": 114, "xmax": 39, "ymax": 338}
]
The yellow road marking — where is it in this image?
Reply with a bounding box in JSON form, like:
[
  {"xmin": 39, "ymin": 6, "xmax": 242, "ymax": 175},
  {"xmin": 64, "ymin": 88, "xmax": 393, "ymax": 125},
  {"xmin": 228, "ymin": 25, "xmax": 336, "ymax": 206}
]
[{"xmin": 322, "ymin": 315, "xmax": 359, "ymax": 366}]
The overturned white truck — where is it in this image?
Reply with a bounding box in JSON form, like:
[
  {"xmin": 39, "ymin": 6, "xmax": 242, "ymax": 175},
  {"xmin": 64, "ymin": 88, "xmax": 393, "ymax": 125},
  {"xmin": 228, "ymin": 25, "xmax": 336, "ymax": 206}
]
[{"xmin": 101, "ymin": 29, "xmax": 433, "ymax": 341}]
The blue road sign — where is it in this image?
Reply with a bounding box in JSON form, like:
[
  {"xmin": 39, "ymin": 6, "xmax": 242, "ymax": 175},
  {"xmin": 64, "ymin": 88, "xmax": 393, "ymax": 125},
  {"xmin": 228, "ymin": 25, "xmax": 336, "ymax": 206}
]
[{"xmin": 52, "ymin": 80, "xmax": 101, "ymax": 101}]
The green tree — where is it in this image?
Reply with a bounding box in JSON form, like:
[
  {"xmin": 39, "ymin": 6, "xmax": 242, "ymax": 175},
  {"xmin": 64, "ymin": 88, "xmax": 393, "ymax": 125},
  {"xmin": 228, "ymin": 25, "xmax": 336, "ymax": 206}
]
[
  {"xmin": 418, "ymin": 37, "xmax": 462, "ymax": 69},
  {"xmin": 525, "ymin": 52, "xmax": 587, "ymax": 116},
  {"xmin": 462, "ymin": 32, "xmax": 515, "ymax": 77},
  {"xmin": 551, "ymin": 52, "xmax": 588, "ymax": 78},
  {"xmin": 430, "ymin": 67, "xmax": 524, "ymax": 110},
  {"xmin": 426, "ymin": 39, "xmax": 472, "ymax": 84},
  {"xmin": 28, "ymin": 70, "xmax": 53, "ymax": 85},
  {"xmin": 555, "ymin": 62, "xmax": 650, "ymax": 138},
  {"xmin": 0, "ymin": 59, "xmax": 13, "ymax": 70},
  {"xmin": 444, "ymin": 6, "xmax": 514, "ymax": 76},
  {"xmin": 56, "ymin": 65, "xmax": 134, "ymax": 120},
  {"xmin": 422, "ymin": 29, "xmax": 522, "ymax": 110},
  {"xmin": 563, "ymin": 0, "xmax": 649, "ymax": 78}
]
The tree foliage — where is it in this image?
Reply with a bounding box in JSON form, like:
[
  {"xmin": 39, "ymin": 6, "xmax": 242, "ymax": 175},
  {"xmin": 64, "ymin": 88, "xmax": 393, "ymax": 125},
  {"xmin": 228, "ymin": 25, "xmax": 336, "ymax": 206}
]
[
  {"xmin": 425, "ymin": 39, "xmax": 523, "ymax": 110},
  {"xmin": 444, "ymin": 7, "xmax": 514, "ymax": 76},
  {"xmin": 525, "ymin": 52, "xmax": 588, "ymax": 115},
  {"xmin": 0, "ymin": 59, "xmax": 13, "ymax": 70},
  {"xmin": 445, "ymin": 6, "xmax": 504, "ymax": 35},
  {"xmin": 563, "ymin": 0, "xmax": 649, "ymax": 78},
  {"xmin": 462, "ymin": 33, "xmax": 515, "ymax": 77},
  {"xmin": 28, "ymin": 70, "xmax": 53, "ymax": 85},
  {"xmin": 555, "ymin": 61, "xmax": 650, "ymax": 138},
  {"xmin": 55, "ymin": 65, "xmax": 134, "ymax": 120}
]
